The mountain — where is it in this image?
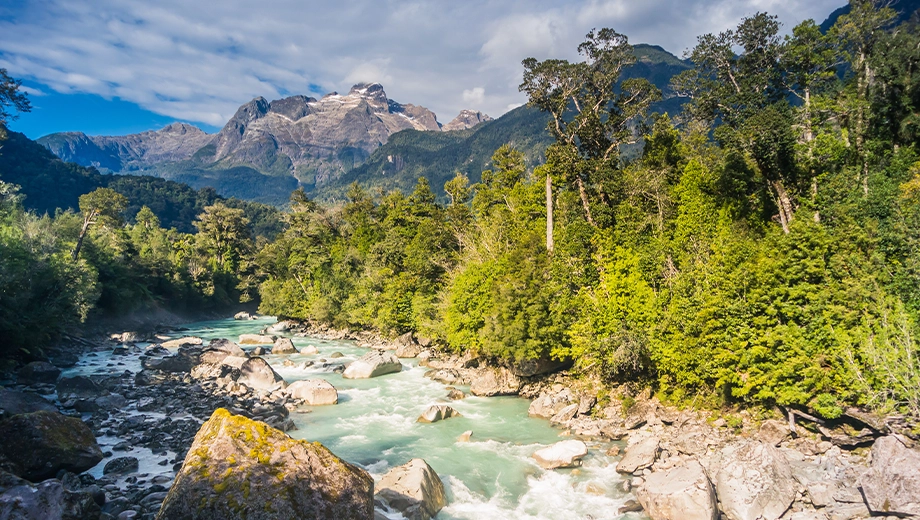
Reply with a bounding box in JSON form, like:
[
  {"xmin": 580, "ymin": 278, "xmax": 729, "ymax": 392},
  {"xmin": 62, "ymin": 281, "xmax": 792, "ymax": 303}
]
[
  {"xmin": 820, "ymin": 0, "xmax": 920, "ymax": 32},
  {"xmin": 37, "ymin": 84, "xmax": 491, "ymax": 204},
  {"xmin": 443, "ymin": 110, "xmax": 493, "ymax": 131},
  {"xmin": 38, "ymin": 45, "xmax": 690, "ymax": 205}
]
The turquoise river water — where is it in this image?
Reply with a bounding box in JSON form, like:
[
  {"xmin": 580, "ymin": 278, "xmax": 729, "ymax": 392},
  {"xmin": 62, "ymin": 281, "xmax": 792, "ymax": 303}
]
[{"xmin": 70, "ymin": 316, "xmax": 645, "ymax": 520}]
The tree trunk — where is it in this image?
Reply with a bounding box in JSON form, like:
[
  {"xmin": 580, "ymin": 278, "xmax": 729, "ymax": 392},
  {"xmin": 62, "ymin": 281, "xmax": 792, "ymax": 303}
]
[
  {"xmin": 576, "ymin": 176, "xmax": 595, "ymax": 226},
  {"xmin": 546, "ymin": 174, "xmax": 554, "ymax": 253},
  {"xmin": 71, "ymin": 215, "xmax": 94, "ymax": 261},
  {"xmin": 771, "ymin": 179, "xmax": 794, "ymax": 234}
]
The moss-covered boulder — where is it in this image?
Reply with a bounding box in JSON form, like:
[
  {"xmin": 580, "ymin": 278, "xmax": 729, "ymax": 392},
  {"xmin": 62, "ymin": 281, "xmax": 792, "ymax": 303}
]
[
  {"xmin": 0, "ymin": 411, "xmax": 102, "ymax": 481},
  {"xmin": 156, "ymin": 408, "xmax": 374, "ymax": 520}
]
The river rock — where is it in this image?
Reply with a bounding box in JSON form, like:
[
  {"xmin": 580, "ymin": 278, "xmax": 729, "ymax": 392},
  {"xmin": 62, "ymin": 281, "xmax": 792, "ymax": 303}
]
[
  {"xmin": 396, "ymin": 343, "xmax": 422, "ymax": 359},
  {"xmin": 376, "ymin": 458, "xmax": 446, "ymax": 520},
  {"xmin": 252, "ymin": 346, "xmax": 266, "ymax": 355},
  {"xmin": 417, "ymin": 404, "xmax": 461, "ymax": 423},
  {"xmin": 446, "ymin": 389, "xmax": 465, "ymax": 400},
  {"xmin": 239, "ymin": 334, "xmax": 276, "ymax": 345},
  {"xmin": 233, "ymin": 311, "xmax": 254, "ymax": 320},
  {"xmin": 208, "ymin": 338, "xmax": 246, "ymax": 357},
  {"xmin": 300, "ymin": 345, "xmax": 319, "ymax": 355},
  {"xmin": 510, "ymin": 356, "xmax": 570, "ymax": 377},
  {"xmin": 156, "ymin": 408, "xmax": 373, "ymax": 520},
  {"xmin": 0, "ymin": 388, "xmax": 57, "ymax": 419},
  {"xmin": 0, "ymin": 470, "xmax": 101, "ymax": 520},
  {"xmin": 529, "ymin": 388, "xmax": 576, "ymax": 418},
  {"xmin": 0, "ymin": 410, "xmax": 103, "ymax": 481},
  {"xmin": 343, "ymin": 350, "xmax": 402, "ymax": 379},
  {"xmin": 858, "ymin": 435, "xmax": 920, "ymax": 516},
  {"xmin": 272, "ymin": 337, "xmax": 297, "ymax": 354},
  {"xmin": 159, "ymin": 336, "xmax": 202, "ymax": 349},
  {"xmin": 713, "ymin": 440, "xmax": 796, "ymax": 520},
  {"xmin": 16, "ymin": 362, "xmax": 61, "ymax": 385},
  {"xmin": 286, "ymin": 379, "xmax": 338, "ymax": 405},
  {"xmin": 142, "ymin": 346, "xmax": 201, "ymax": 373},
  {"xmin": 758, "ymin": 419, "xmax": 790, "ymax": 447},
  {"xmin": 635, "ymin": 460, "xmax": 718, "ymax": 520},
  {"xmin": 268, "ymin": 320, "xmax": 294, "ymax": 332},
  {"xmin": 237, "ymin": 357, "xmax": 286, "ymax": 391},
  {"xmin": 103, "ymin": 457, "xmax": 138, "ymax": 476},
  {"xmin": 470, "ymin": 367, "xmax": 520, "ymax": 397},
  {"xmin": 616, "ymin": 436, "xmax": 660, "ymax": 474},
  {"xmin": 532, "ymin": 440, "xmax": 588, "ymax": 469}
]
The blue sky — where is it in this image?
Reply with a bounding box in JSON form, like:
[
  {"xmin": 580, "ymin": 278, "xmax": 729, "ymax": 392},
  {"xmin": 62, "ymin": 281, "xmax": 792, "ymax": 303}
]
[{"xmin": 2, "ymin": 0, "xmax": 844, "ymax": 140}]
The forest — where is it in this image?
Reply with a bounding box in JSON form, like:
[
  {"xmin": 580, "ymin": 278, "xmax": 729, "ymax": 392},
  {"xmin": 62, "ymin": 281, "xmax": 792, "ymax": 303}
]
[{"xmin": 2, "ymin": 0, "xmax": 920, "ymax": 420}]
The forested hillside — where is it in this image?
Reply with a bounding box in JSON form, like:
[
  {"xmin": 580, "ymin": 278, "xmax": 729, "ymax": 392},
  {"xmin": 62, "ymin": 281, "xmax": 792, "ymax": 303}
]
[
  {"xmin": 258, "ymin": 6, "xmax": 920, "ymax": 418},
  {"xmin": 2, "ymin": 1, "xmax": 919, "ymax": 421}
]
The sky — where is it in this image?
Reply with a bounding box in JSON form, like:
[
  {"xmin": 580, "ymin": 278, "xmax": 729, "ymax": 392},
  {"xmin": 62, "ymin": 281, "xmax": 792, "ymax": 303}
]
[{"xmin": 1, "ymin": 0, "xmax": 845, "ymax": 139}]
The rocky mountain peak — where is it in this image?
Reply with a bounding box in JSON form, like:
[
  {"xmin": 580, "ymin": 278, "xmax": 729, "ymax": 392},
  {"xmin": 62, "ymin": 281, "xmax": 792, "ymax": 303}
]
[
  {"xmin": 268, "ymin": 95, "xmax": 316, "ymax": 121},
  {"xmin": 159, "ymin": 122, "xmax": 206, "ymax": 135},
  {"xmin": 349, "ymin": 83, "xmax": 389, "ymax": 111},
  {"xmin": 443, "ymin": 110, "xmax": 493, "ymax": 131},
  {"xmin": 231, "ymin": 97, "xmax": 270, "ymax": 125}
]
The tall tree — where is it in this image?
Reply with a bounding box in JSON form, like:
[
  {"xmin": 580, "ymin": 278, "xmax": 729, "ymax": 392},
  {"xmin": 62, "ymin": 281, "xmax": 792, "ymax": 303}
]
[
  {"xmin": 673, "ymin": 13, "xmax": 801, "ymax": 232},
  {"xmin": 72, "ymin": 188, "xmax": 128, "ymax": 260},
  {"xmin": 194, "ymin": 203, "xmax": 251, "ymax": 273},
  {"xmin": 0, "ymin": 69, "xmax": 30, "ymax": 141},
  {"xmin": 831, "ymin": 0, "xmax": 897, "ymax": 195},
  {"xmin": 520, "ymin": 28, "xmax": 661, "ymax": 226}
]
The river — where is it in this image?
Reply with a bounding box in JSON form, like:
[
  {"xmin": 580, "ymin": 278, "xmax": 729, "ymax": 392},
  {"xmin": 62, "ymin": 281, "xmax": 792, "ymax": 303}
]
[{"xmin": 68, "ymin": 316, "xmax": 643, "ymax": 520}]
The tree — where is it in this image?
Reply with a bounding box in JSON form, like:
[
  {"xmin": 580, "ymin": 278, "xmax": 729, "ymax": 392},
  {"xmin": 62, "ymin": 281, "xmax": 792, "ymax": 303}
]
[
  {"xmin": 520, "ymin": 28, "xmax": 661, "ymax": 226},
  {"xmin": 194, "ymin": 203, "xmax": 251, "ymax": 273},
  {"xmin": 831, "ymin": 0, "xmax": 897, "ymax": 195},
  {"xmin": 72, "ymin": 188, "xmax": 128, "ymax": 260},
  {"xmin": 673, "ymin": 13, "xmax": 802, "ymax": 232},
  {"xmin": 0, "ymin": 69, "xmax": 30, "ymax": 141}
]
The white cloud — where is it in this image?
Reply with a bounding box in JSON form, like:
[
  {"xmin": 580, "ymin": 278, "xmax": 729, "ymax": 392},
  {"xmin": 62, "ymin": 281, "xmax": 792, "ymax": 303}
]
[
  {"xmin": 0, "ymin": 0, "xmax": 846, "ymax": 129},
  {"xmin": 462, "ymin": 87, "xmax": 485, "ymax": 107}
]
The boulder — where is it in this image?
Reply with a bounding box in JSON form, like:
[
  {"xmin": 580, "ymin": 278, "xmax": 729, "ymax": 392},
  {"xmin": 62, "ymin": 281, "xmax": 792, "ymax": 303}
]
[
  {"xmin": 156, "ymin": 408, "xmax": 373, "ymax": 520},
  {"xmin": 0, "ymin": 388, "xmax": 57, "ymax": 419},
  {"xmin": 635, "ymin": 461, "xmax": 718, "ymax": 520},
  {"xmin": 528, "ymin": 388, "xmax": 576, "ymax": 418},
  {"xmin": 102, "ymin": 457, "xmax": 138, "ymax": 476},
  {"xmin": 300, "ymin": 346, "xmax": 319, "ymax": 355},
  {"xmin": 446, "ymin": 389, "xmax": 465, "ymax": 400},
  {"xmin": 267, "ymin": 320, "xmax": 294, "ymax": 333},
  {"xmin": 198, "ymin": 349, "xmax": 230, "ymax": 366},
  {"xmin": 758, "ymin": 420, "xmax": 790, "ymax": 447},
  {"xmin": 424, "ymin": 369, "xmax": 463, "ymax": 385},
  {"xmin": 286, "ymin": 380, "xmax": 338, "ymax": 405},
  {"xmin": 159, "ymin": 336, "xmax": 202, "ymax": 349},
  {"xmin": 0, "ymin": 470, "xmax": 101, "ymax": 520},
  {"xmin": 16, "ymin": 362, "xmax": 61, "ymax": 385},
  {"xmin": 239, "ymin": 334, "xmax": 276, "ymax": 345},
  {"xmin": 0, "ymin": 410, "xmax": 103, "ymax": 481},
  {"xmin": 550, "ymin": 403, "xmax": 579, "ymax": 424},
  {"xmin": 396, "ymin": 343, "xmax": 422, "ymax": 359},
  {"xmin": 376, "ymin": 458, "xmax": 446, "ymax": 520},
  {"xmin": 342, "ymin": 351, "xmax": 402, "ymax": 379},
  {"xmin": 417, "ymin": 404, "xmax": 461, "ymax": 423},
  {"xmin": 141, "ymin": 346, "xmax": 201, "ymax": 373},
  {"xmin": 510, "ymin": 356, "xmax": 571, "ymax": 377},
  {"xmin": 532, "ymin": 440, "xmax": 588, "ymax": 469},
  {"xmin": 857, "ymin": 435, "xmax": 920, "ymax": 516},
  {"xmin": 271, "ymin": 337, "xmax": 297, "ymax": 355},
  {"xmin": 237, "ymin": 357, "xmax": 286, "ymax": 391},
  {"xmin": 233, "ymin": 311, "xmax": 254, "ymax": 320},
  {"xmin": 470, "ymin": 367, "xmax": 520, "ymax": 397},
  {"xmin": 616, "ymin": 437, "xmax": 660, "ymax": 474},
  {"xmin": 713, "ymin": 440, "xmax": 796, "ymax": 520},
  {"xmin": 93, "ymin": 393, "xmax": 127, "ymax": 410},
  {"xmin": 208, "ymin": 338, "xmax": 246, "ymax": 357},
  {"xmin": 252, "ymin": 346, "xmax": 266, "ymax": 356},
  {"xmin": 458, "ymin": 431, "xmax": 473, "ymax": 442}
]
